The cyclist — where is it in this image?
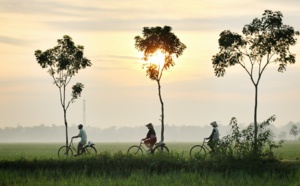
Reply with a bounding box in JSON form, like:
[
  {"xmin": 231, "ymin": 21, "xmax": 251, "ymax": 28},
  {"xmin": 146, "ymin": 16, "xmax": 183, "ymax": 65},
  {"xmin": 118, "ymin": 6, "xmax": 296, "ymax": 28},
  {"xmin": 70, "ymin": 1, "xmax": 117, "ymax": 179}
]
[
  {"xmin": 206, "ymin": 121, "xmax": 219, "ymax": 153},
  {"xmin": 142, "ymin": 123, "xmax": 157, "ymax": 153},
  {"xmin": 72, "ymin": 124, "xmax": 87, "ymax": 156}
]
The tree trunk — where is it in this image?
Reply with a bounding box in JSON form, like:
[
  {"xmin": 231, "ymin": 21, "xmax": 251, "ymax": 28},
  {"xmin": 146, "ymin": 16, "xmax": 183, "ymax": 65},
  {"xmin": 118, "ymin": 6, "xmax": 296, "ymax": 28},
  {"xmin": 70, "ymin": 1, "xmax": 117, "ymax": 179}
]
[
  {"xmin": 253, "ymin": 84, "xmax": 258, "ymax": 154},
  {"xmin": 64, "ymin": 109, "xmax": 68, "ymax": 147},
  {"xmin": 157, "ymin": 80, "xmax": 164, "ymax": 142}
]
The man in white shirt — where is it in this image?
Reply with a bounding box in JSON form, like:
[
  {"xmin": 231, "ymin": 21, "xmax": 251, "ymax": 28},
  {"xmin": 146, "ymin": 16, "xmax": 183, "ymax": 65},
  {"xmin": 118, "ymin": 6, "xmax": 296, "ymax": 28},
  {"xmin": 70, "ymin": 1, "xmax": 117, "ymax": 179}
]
[{"xmin": 72, "ymin": 124, "xmax": 87, "ymax": 156}]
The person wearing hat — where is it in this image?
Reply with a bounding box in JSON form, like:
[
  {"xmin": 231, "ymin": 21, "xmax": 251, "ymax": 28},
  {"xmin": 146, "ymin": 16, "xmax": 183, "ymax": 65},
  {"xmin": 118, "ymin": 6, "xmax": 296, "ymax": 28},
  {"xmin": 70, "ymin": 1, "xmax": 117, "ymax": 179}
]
[
  {"xmin": 142, "ymin": 123, "xmax": 157, "ymax": 153},
  {"xmin": 206, "ymin": 121, "xmax": 219, "ymax": 153},
  {"xmin": 72, "ymin": 124, "xmax": 87, "ymax": 156}
]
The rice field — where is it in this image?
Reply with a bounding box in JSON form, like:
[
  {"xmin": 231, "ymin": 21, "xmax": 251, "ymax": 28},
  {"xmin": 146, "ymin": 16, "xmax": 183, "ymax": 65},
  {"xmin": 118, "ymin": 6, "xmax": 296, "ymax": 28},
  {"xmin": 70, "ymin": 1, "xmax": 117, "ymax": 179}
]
[
  {"xmin": 0, "ymin": 141, "xmax": 299, "ymax": 160},
  {"xmin": 0, "ymin": 141, "xmax": 300, "ymax": 185}
]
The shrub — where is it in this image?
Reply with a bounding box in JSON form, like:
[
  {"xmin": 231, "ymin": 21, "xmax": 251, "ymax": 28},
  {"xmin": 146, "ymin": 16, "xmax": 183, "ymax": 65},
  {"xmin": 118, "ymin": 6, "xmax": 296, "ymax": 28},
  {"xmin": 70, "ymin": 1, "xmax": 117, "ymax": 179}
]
[{"xmin": 221, "ymin": 115, "xmax": 283, "ymax": 160}]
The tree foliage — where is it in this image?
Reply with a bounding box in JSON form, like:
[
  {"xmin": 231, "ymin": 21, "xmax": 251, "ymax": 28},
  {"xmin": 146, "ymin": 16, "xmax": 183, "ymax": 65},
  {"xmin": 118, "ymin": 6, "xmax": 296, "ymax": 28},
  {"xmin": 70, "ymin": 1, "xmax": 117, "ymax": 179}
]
[
  {"xmin": 135, "ymin": 26, "xmax": 186, "ymax": 81},
  {"xmin": 34, "ymin": 35, "xmax": 92, "ymax": 146},
  {"xmin": 290, "ymin": 125, "xmax": 299, "ymax": 140},
  {"xmin": 221, "ymin": 116, "xmax": 283, "ymax": 160},
  {"xmin": 211, "ymin": 10, "xmax": 299, "ymax": 153},
  {"xmin": 213, "ymin": 10, "xmax": 299, "ymax": 77},
  {"xmin": 135, "ymin": 26, "xmax": 186, "ymax": 142}
]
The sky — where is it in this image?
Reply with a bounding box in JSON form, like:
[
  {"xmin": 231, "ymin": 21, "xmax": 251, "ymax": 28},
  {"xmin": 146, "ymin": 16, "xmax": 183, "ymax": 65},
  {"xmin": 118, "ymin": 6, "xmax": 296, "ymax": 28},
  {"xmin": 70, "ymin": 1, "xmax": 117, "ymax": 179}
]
[{"xmin": 0, "ymin": 0, "xmax": 300, "ymax": 130}]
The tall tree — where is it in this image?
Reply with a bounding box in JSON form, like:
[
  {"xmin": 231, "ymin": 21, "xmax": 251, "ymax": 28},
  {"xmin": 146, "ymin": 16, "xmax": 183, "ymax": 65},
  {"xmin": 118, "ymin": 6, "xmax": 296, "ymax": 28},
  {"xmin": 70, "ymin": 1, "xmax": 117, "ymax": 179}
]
[
  {"xmin": 135, "ymin": 26, "xmax": 186, "ymax": 142},
  {"xmin": 290, "ymin": 125, "xmax": 299, "ymax": 140},
  {"xmin": 212, "ymin": 10, "xmax": 299, "ymax": 153},
  {"xmin": 35, "ymin": 35, "xmax": 92, "ymax": 147}
]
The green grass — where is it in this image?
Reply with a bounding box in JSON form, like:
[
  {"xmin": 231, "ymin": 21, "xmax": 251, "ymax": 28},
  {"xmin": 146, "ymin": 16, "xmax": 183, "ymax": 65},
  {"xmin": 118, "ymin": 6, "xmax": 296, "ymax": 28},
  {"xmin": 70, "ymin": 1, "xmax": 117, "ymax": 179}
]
[
  {"xmin": 273, "ymin": 141, "xmax": 300, "ymax": 160},
  {"xmin": 0, "ymin": 142, "xmax": 133, "ymax": 160},
  {"xmin": 0, "ymin": 141, "xmax": 299, "ymax": 160},
  {"xmin": 1, "ymin": 141, "xmax": 300, "ymax": 185},
  {"xmin": 0, "ymin": 143, "xmax": 60, "ymax": 160},
  {"xmin": 1, "ymin": 169, "xmax": 299, "ymax": 186}
]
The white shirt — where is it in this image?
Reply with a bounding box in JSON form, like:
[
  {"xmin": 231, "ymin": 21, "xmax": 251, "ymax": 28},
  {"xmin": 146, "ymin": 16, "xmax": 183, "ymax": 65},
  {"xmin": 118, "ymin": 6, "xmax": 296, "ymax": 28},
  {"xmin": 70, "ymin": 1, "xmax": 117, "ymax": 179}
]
[{"xmin": 78, "ymin": 129, "xmax": 87, "ymax": 144}]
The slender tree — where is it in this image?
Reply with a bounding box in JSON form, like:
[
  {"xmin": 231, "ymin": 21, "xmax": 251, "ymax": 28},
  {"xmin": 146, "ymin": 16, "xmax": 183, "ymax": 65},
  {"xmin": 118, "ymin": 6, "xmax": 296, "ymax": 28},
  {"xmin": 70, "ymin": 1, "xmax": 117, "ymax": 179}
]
[
  {"xmin": 290, "ymin": 125, "xmax": 299, "ymax": 140},
  {"xmin": 212, "ymin": 10, "xmax": 299, "ymax": 153},
  {"xmin": 135, "ymin": 26, "xmax": 186, "ymax": 142},
  {"xmin": 35, "ymin": 35, "xmax": 92, "ymax": 147}
]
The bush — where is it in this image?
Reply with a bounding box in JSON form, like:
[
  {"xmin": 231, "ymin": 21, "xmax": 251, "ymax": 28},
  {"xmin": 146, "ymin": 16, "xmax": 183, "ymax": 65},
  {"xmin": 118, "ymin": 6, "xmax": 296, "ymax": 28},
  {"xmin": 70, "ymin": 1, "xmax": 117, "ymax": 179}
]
[{"xmin": 220, "ymin": 115, "xmax": 284, "ymax": 160}]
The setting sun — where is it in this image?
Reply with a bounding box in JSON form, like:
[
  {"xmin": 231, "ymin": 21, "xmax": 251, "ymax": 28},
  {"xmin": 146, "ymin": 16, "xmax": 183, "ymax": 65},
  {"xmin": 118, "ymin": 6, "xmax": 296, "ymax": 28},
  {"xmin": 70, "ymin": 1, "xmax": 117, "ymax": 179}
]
[{"xmin": 143, "ymin": 50, "xmax": 165, "ymax": 71}]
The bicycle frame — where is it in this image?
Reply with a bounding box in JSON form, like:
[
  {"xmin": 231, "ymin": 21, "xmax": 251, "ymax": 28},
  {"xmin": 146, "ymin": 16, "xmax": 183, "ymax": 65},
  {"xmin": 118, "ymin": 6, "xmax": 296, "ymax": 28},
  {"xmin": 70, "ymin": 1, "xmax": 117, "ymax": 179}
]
[
  {"xmin": 58, "ymin": 138, "xmax": 97, "ymax": 158},
  {"xmin": 203, "ymin": 138, "xmax": 230, "ymax": 154},
  {"xmin": 138, "ymin": 141, "xmax": 153, "ymax": 153},
  {"xmin": 127, "ymin": 140, "xmax": 169, "ymax": 155},
  {"xmin": 68, "ymin": 139, "xmax": 77, "ymax": 152},
  {"xmin": 68, "ymin": 138, "xmax": 88, "ymax": 155},
  {"xmin": 190, "ymin": 138, "xmax": 231, "ymax": 158},
  {"xmin": 201, "ymin": 138, "xmax": 211, "ymax": 152}
]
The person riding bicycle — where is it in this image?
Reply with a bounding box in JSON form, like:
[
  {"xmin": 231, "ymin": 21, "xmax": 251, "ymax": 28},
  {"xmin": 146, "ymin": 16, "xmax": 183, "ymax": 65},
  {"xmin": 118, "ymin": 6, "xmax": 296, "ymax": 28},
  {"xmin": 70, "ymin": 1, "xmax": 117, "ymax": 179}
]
[
  {"xmin": 142, "ymin": 123, "xmax": 157, "ymax": 153},
  {"xmin": 72, "ymin": 124, "xmax": 87, "ymax": 156},
  {"xmin": 206, "ymin": 121, "xmax": 219, "ymax": 153}
]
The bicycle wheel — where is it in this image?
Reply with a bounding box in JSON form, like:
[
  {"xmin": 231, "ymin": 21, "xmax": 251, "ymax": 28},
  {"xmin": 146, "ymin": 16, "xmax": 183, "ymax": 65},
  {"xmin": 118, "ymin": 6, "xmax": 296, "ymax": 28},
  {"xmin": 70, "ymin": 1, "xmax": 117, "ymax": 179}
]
[
  {"xmin": 189, "ymin": 145, "xmax": 206, "ymax": 158},
  {"xmin": 127, "ymin": 145, "xmax": 143, "ymax": 155},
  {"xmin": 81, "ymin": 146, "xmax": 97, "ymax": 156},
  {"xmin": 58, "ymin": 146, "xmax": 73, "ymax": 158},
  {"xmin": 153, "ymin": 145, "xmax": 169, "ymax": 154}
]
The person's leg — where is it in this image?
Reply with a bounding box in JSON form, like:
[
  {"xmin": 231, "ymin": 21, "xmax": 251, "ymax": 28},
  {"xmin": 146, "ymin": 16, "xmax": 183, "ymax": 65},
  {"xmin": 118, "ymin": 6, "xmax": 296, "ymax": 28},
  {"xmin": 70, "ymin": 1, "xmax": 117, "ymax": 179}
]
[
  {"xmin": 208, "ymin": 141, "xmax": 214, "ymax": 152},
  {"xmin": 144, "ymin": 139, "xmax": 151, "ymax": 149},
  {"xmin": 149, "ymin": 138, "xmax": 157, "ymax": 149},
  {"xmin": 77, "ymin": 142, "xmax": 84, "ymax": 155},
  {"xmin": 149, "ymin": 138, "xmax": 157, "ymax": 153}
]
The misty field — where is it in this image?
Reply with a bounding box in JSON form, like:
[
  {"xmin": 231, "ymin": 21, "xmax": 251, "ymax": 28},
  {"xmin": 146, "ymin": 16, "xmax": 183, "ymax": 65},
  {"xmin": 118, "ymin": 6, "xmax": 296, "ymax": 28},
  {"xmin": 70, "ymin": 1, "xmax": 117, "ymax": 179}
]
[
  {"xmin": 0, "ymin": 141, "xmax": 300, "ymax": 160},
  {"xmin": 0, "ymin": 142, "xmax": 300, "ymax": 185}
]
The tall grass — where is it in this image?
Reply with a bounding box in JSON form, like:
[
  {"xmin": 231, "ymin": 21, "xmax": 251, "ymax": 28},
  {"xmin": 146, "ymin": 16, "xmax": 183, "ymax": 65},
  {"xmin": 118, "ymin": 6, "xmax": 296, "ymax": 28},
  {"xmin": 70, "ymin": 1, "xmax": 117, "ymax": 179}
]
[
  {"xmin": 1, "ymin": 151, "xmax": 299, "ymax": 174},
  {"xmin": 1, "ymin": 155, "xmax": 300, "ymax": 186},
  {"xmin": 1, "ymin": 169, "xmax": 299, "ymax": 186},
  {"xmin": 1, "ymin": 142, "xmax": 300, "ymax": 185}
]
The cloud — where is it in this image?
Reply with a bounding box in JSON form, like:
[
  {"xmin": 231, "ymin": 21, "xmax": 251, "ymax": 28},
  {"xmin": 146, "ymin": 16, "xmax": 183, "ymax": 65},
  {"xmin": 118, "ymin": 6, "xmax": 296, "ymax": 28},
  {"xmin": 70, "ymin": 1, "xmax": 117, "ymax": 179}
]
[
  {"xmin": 3, "ymin": 0, "xmax": 299, "ymax": 33},
  {"xmin": 43, "ymin": 16, "xmax": 253, "ymax": 33},
  {"xmin": 0, "ymin": 36, "xmax": 28, "ymax": 46}
]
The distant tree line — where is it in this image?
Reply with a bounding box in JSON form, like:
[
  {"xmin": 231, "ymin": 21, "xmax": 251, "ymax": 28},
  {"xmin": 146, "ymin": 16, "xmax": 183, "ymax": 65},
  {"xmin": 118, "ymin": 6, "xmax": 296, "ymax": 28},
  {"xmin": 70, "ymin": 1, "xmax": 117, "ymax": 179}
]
[{"xmin": 0, "ymin": 122, "xmax": 299, "ymax": 143}]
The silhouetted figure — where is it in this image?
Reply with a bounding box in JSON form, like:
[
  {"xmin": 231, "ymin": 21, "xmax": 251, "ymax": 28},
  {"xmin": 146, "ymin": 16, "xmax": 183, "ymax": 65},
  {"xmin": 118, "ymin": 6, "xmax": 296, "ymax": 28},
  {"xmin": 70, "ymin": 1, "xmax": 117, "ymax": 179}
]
[
  {"xmin": 206, "ymin": 121, "xmax": 219, "ymax": 153},
  {"xmin": 142, "ymin": 123, "xmax": 157, "ymax": 153},
  {"xmin": 72, "ymin": 124, "xmax": 87, "ymax": 156}
]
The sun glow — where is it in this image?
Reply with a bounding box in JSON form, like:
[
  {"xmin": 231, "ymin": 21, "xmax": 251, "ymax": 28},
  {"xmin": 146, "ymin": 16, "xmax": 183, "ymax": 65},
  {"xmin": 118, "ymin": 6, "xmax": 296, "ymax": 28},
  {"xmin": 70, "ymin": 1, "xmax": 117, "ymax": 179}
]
[{"xmin": 139, "ymin": 50, "xmax": 165, "ymax": 70}]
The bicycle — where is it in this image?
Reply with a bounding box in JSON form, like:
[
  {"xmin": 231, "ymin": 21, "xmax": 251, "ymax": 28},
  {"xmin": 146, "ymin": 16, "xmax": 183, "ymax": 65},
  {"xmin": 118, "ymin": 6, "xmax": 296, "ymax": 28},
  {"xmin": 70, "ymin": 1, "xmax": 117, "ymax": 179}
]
[
  {"xmin": 127, "ymin": 140, "xmax": 169, "ymax": 155},
  {"xmin": 189, "ymin": 138, "xmax": 231, "ymax": 158},
  {"xmin": 58, "ymin": 138, "xmax": 97, "ymax": 158},
  {"xmin": 189, "ymin": 138, "xmax": 211, "ymax": 157}
]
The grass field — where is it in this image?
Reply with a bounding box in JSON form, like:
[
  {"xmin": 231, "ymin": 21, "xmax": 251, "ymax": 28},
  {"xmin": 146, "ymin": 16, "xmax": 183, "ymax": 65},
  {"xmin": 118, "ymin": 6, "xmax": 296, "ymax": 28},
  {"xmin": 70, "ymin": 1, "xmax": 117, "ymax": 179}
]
[
  {"xmin": 0, "ymin": 141, "xmax": 300, "ymax": 160},
  {"xmin": 0, "ymin": 141, "xmax": 300, "ymax": 185}
]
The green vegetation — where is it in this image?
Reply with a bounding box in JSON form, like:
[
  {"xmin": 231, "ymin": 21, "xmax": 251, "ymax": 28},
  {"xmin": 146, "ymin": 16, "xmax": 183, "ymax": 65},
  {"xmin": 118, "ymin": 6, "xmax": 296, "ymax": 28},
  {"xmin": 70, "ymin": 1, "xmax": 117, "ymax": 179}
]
[
  {"xmin": 212, "ymin": 10, "xmax": 299, "ymax": 153},
  {"xmin": 2, "ymin": 168, "xmax": 299, "ymax": 186},
  {"xmin": 35, "ymin": 35, "xmax": 92, "ymax": 147},
  {"xmin": 0, "ymin": 142, "xmax": 300, "ymax": 185},
  {"xmin": 0, "ymin": 141, "xmax": 300, "ymax": 160},
  {"xmin": 219, "ymin": 116, "xmax": 284, "ymax": 159}
]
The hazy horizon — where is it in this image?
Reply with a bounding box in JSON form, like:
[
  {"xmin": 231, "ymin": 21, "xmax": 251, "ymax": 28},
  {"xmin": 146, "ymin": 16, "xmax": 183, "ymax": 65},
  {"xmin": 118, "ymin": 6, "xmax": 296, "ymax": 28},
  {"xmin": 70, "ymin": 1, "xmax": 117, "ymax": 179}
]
[
  {"xmin": 1, "ymin": 121, "xmax": 299, "ymax": 142},
  {"xmin": 1, "ymin": 0, "xmax": 300, "ymax": 131}
]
